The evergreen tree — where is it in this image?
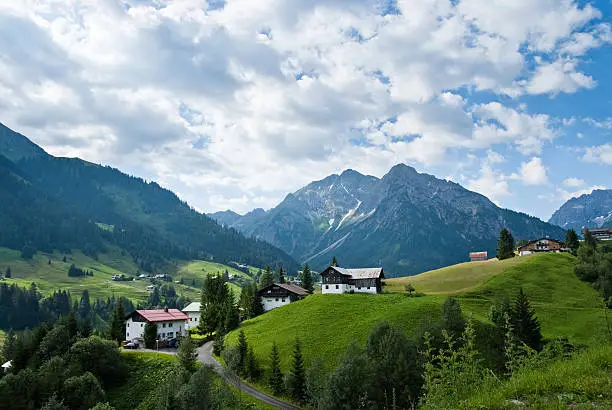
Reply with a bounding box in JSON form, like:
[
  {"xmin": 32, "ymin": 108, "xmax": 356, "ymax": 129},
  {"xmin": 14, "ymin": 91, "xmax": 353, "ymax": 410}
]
[
  {"xmin": 148, "ymin": 287, "xmax": 161, "ymax": 308},
  {"xmin": 200, "ymin": 274, "xmax": 232, "ymax": 334},
  {"xmin": 584, "ymin": 229, "xmax": 598, "ymax": 248},
  {"xmin": 259, "ymin": 266, "xmax": 274, "ymax": 289},
  {"xmin": 109, "ymin": 299, "xmax": 125, "ymax": 344},
  {"xmin": 510, "ymin": 288, "xmax": 543, "ymax": 351},
  {"xmin": 324, "ymin": 342, "xmax": 370, "ymax": 410},
  {"xmin": 1, "ymin": 329, "xmax": 16, "ymax": 362},
  {"xmin": 177, "ymin": 336, "xmax": 198, "ymax": 374},
  {"xmin": 268, "ymin": 342, "xmax": 284, "ymax": 395},
  {"xmin": 331, "ymin": 256, "xmax": 338, "ymax": 267},
  {"xmin": 441, "ymin": 297, "xmax": 466, "ymax": 338},
  {"xmin": 244, "ymin": 345, "xmax": 261, "ymax": 381},
  {"xmin": 301, "ymin": 264, "xmax": 314, "ymax": 294},
  {"xmin": 4, "ymin": 266, "xmax": 10, "ymax": 278},
  {"xmin": 212, "ymin": 328, "xmax": 225, "ymax": 357},
  {"xmin": 250, "ymin": 282, "xmax": 264, "ymax": 318},
  {"xmin": 222, "ymin": 294, "xmax": 240, "ymax": 333},
  {"xmin": 287, "ymin": 338, "xmax": 307, "ymax": 403},
  {"xmin": 78, "ymin": 290, "xmax": 92, "ymax": 337},
  {"xmin": 565, "ymin": 229, "xmax": 580, "ymax": 254},
  {"xmin": 144, "ymin": 323, "xmax": 158, "ymax": 349},
  {"xmin": 277, "ymin": 267, "xmax": 285, "ymax": 284},
  {"xmin": 237, "ymin": 330, "xmax": 248, "ymax": 374},
  {"xmin": 497, "ymin": 228, "xmax": 515, "ymax": 260}
]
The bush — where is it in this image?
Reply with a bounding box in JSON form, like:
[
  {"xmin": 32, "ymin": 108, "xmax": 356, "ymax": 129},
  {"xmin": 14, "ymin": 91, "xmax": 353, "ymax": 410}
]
[
  {"xmin": 62, "ymin": 372, "xmax": 105, "ymax": 410},
  {"xmin": 68, "ymin": 336, "xmax": 124, "ymax": 387}
]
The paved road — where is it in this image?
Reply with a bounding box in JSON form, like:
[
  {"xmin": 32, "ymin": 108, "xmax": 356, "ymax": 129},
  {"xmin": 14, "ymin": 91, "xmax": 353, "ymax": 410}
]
[{"xmin": 197, "ymin": 341, "xmax": 302, "ymax": 410}]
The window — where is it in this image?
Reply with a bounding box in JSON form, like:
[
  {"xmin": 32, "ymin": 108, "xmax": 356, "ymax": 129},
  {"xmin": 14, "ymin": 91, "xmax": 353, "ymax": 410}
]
[
  {"xmin": 167, "ymin": 332, "xmax": 174, "ymax": 338},
  {"xmin": 127, "ymin": 323, "xmax": 130, "ymax": 327},
  {"xmin": 275, "ymin": 298, "xmax": 279, "ymax": 302},
  {"xmin": 141, "ymin": 323, "xmax": 143, "ymax": 327},
  {"xmin": 282, "ymin": 299, "xmax": 286, "ymax": 302},
  {"xmin": 357, "ymin": 287, "xmax": 361, "ymax": 290},
  {"xmin": 127, "ymin": 332, "xmax": 130, "ymax": 337},
  {"xmin": 162, "ymin": 333, "xmax": 166, "ymax": 338},
  {"xmin": 335, "ymin": 285, "xmax": 339, "ymax": 289},
  {"xmin": 190, "ymin": 318, "xmax": 193, "ymax": 322},
  {"xmin": 168, "ymin": 323, "xmax": 172, "ymax": 328},
  {"xmin": 325, "ymin": 285, "xmax": 329, "ymax": 289},
  {"xmin": 163, "ymin": 323, "xmax": 166, "ymax": 328}
]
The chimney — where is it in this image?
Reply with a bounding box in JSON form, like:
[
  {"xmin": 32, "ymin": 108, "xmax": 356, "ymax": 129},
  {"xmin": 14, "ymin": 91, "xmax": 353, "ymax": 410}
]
[{"xmin": 164, "ymin": 307, "xmax": 168, "ymax": 313}]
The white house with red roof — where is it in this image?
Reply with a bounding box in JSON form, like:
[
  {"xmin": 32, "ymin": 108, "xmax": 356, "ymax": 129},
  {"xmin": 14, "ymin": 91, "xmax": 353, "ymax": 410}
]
[{"xmin": 125, "ymin": 308, "xmax": 189, "ymax": 342}]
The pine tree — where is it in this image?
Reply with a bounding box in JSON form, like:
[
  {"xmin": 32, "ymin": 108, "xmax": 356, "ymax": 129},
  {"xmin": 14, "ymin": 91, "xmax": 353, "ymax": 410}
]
[
  {"xmin": 584, "ymin": 229, "xmax": 598, "ymax": 248},
  {"xmin": 287, "ymin": 338, "xmax": 307, "ymax": 403},
  {"xmin": 109, "ymin": 299, "xmax": 126, "ymax": 343},
  {"xmin": 78, "ymin": 290, "xmax": 92, "ymax": 336},
  {"xmin": 442, "ymin": 297, "xmax": 466, "ymax": 338},
  {"xmin": 259, "ymin": 266, "xmax": 274, "ymax": 289},
  {"xmin": 277, "ymin": 267, "xmax": 285, "ymax": 284},
  {"xmin": 250, "ymin": 281, "xmax": 264, "ymax": 317},
  {"xmin": 497, "ymin": 228, "xmax": 515, "ymax": 260},
  {"xmin": 1, "ymin": 329, "xmax": 16, "ymax": 362},
  {"xmin": 268, "ymin": 342, "xmax": 284, "ymax": 395},
  {"xmin": 237, "ymin": 330, "xmax": 248, "ymax": 374},
  {"xmin": 331, "ymin": 256, "xmax": 338, "ymax": 267},
  {"xmin": 213, "ymin": 327, "xmax": 225, "ymax": 356},
  {"xmin": 177, "ymin": 335, "xmax": 198, "ymax": 374},
  {"xmin": 5, "ymin": 266, "xmax": 11, "ymax": 278},
  {"xmin": 223, "ymin": 295, "xmax": 240, "ymax": 332},
  {"xmin": 144, "ymin": 323, "xmax": 158, "ymax": 348},
  {"xmin": 510, "ymin": 288, "xmax": 543, "ymax": 351},
  {"xmin": 301, "ymin": 264, "xmax": 314, "ymax": 294},
  {"xmin": 245, "ymin": 345, "xmax": 261, "ymax": 381},
  {"xmin": 565, "ymin": 229, "xmax": 580, "ymax": 254}
]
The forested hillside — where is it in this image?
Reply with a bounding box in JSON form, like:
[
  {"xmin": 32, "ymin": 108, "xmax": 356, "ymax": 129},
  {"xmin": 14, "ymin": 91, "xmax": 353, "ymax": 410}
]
[{"xmin": 0, "ymin": 123, "xmax": 298, "ymax": 273}]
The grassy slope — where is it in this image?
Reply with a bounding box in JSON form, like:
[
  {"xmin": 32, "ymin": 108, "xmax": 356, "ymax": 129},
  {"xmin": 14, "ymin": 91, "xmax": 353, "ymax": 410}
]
[
  {"xmin": 465, "ymin": 345, "xmax": 612, "ymax": 408},
  {"xmin": 227, "ymin": 253, "xmax": 610, "ymax": 381},
  {"xmin": 107, "ymin": 351, "xmax": 274, "ymax": 410},
  {"xmin": 0, "ymin": 247, "xmax": 199, "ymax": 302}
]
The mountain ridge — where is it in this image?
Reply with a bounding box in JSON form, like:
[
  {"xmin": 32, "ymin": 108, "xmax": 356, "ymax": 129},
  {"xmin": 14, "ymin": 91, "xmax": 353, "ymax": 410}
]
[
  {"xmin": 0, "ymin": 122, "xmax": 298, "ymax": 272},
  {"xmin": 549, "ymin": 189, "xmax": 612, "ymax": 230},
  {"xmin": 209, "ymin": 164, "xmax": 566, "ymax": 276}
]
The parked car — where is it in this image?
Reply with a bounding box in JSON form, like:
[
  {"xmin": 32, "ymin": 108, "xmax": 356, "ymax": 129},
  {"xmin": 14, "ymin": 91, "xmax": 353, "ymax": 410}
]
[
  {"xmin": 167, "ymin": 338, "xmax": 179, "ymax": 348},
  {"xmin": 124, "ymin": 342, "xmax": 139, "ymax": 350}
]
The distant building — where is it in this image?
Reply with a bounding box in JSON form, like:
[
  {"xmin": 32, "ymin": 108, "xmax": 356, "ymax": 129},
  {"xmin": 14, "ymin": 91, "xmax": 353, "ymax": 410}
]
[
  {"xmin": 258, "ymin": 283, "xmax": 308, "ymax": 312},
  {"xmin": 583, "ymin": 227, "xmax": 612, "ymax": 241},
  {"xmin": 517, "ymin": 238, "xmax": 566, "ymax": 256},
  {"xmin": 320, "ymin": 266, "xmax": 384, "ymax": 294},
  {"xmin": 182, "ymin": 302, "xmax": 201, "ymax": 329},
  {"xmin": 124, "ymin": 308, "xmax": 188, "ymax": 342},
  {"xmin": 1, "ymin": 361, "xmax": 11, "ymax": 373},
  {"xmin": 469, "ymin": 251, "xmax": 488, "ymax": 262}
]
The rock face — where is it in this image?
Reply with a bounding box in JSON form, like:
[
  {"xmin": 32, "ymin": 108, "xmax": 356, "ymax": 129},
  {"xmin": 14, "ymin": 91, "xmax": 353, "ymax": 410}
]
[
  {"xmin": 549, "ymin": 190, "xmax": 612, "ymax": 231},
  {"xmin": 209, "ymin": 164, "xmax": 566, "ymax": 276}
]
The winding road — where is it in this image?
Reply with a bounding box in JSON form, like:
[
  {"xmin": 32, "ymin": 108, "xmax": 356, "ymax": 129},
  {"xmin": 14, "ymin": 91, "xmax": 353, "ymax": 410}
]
[{"xmin": 197, "ymin": 341, "xmax": 302, "ymax": 410}]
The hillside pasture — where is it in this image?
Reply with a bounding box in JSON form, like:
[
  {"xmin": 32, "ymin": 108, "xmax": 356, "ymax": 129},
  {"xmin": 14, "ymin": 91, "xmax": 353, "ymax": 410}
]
[{"xmin": 226, "ymin": 253, "xmax": 610, "ymax": 385}]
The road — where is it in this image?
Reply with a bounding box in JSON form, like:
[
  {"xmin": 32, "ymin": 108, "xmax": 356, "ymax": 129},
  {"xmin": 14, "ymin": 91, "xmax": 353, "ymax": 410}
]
[{"xmin": 197, "ymin": 341, "xmax": 302, "ymax": 410}]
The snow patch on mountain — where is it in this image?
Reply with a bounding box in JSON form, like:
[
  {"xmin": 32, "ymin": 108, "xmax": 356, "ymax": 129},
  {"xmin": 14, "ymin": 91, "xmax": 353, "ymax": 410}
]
[{"xmin": 335, "ymin": 200, "xmax": 362, "ymax": 231}]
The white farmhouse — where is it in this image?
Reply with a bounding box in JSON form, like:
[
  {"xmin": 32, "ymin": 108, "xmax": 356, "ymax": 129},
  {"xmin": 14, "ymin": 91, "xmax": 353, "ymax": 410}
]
[
  {"xmin": 320, "ymin": 266, "xmax": 384, "ymax": 294},
  {"xmin": 182, "ymin": 302, "xmax": 201, "ymax": 330},
  {"xmin": 125, "ymin": 308, "xmax": 188, "ymax": 342},
  {"xmin": 257, "ymin": 283, "xmax": 308, "ymax": 312}
]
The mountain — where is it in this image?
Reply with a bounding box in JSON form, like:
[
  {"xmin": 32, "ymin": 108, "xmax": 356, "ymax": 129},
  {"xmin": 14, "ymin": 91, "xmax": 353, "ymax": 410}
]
[
  {"xmin": 549, "ymin": 189, "xmax": 612, "ymax": 230},
  {"xmin": 0, "ymin": 123, "xmax": 298, "ymax": 272},
  {"xmin": 209, "ymin": 164, "xmax": 566, "ymax": 276}
]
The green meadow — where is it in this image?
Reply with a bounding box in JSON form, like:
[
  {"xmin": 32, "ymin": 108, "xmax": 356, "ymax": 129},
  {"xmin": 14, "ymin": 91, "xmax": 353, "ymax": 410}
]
[{"xmin": 227, "ymin": 253, "xmax": 610, "ymax": 381}]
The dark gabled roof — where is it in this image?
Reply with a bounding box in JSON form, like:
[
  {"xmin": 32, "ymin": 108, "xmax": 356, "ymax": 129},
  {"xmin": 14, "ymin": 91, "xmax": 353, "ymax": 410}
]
[
  {"xmin": 517, "ymin": 237, "xmax": 565, "ymax": 251},
  {"xmin": 321, "ymin": 266, "xmax": 384, "ymax": 280},
  {"xmin": 258, "ymin": 283, "xmax": 308, "ymax": 297}
]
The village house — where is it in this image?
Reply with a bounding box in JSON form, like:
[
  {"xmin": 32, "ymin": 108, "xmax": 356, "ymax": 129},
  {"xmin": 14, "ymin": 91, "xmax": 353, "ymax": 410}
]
[
  {"xmin": 583, "ymin": 227, "xmax": 612, "ymax": 241},
  {"xmin": 320, "ymin": 266, "xmax": 384, "ymax": 294},
  {"xmin": 469, "ymin": 251, "xmax": 488, "ymax": 262},
  {"xmin": 182, "ymin": 302, "xmax": 201, "ymax": 329},
  {"xmin": 257, "ymin": 283, "xmax": 308, "ymax": 312},
  {"xmin": 517, "ymin": 238, "xmax": 566, "ymax": 256},
  {"xmin": 124, "ymin": 308, "xmax": 188, "ymax": 342}
]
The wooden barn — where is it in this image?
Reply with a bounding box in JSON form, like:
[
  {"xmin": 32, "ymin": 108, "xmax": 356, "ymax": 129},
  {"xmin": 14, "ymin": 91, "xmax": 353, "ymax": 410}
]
[{"xmin": 517, "ymin": 238, "xmax": 566, "ymax": 256}]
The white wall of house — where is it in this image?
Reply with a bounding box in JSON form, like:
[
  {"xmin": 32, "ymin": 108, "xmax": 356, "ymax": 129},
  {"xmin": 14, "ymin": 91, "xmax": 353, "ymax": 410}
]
[
  {"xmin": 125, "ymin": 318, "xmax": 187, "ymax": 342},
  {"xmin": 354, "ymin": 285, "xmax": 378, "ymax": 294},
  {"xmin": 185, "ymin": 312, "xmax": 200, "ymax": 330},
  {"xmin": 261, "ymin": 296, "xmax": 292, "ymax": 312},
  {"xmin": 322, "ymin": 283, "xmax": 378, "ymax": 294},
  {"xmin": 125, "ymin": 317, "xmax": 146, "ymax": 341}
]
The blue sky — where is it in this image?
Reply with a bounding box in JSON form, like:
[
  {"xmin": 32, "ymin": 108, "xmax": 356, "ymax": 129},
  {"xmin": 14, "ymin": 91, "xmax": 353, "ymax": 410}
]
[{"xmin": 0, "ymin": 0, "xmax": 610, "ymax": 221}]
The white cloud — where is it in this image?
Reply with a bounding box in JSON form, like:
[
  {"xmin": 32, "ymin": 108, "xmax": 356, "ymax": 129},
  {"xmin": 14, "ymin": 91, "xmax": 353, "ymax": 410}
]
[
  {"xmin": 563, "ymin": 177, "xmax": 585, "ymax": 188},
  {"xmin": 0, "ymin": 0, "xmax": 608, "ymax": 213},
  {"xmin": 466, "ymin": 165, "xmax": 510, "ymax": 205},
  {"xmin": 583, "ymin": 144, "xmax": 612, "ymax": 164},
  {"xmin": 557, "ymin": 185, "xmax": 607, "ymax": 202},
  {"xmin": 516, "ymin": 157, "xmax": 549, "ymax": 185}
]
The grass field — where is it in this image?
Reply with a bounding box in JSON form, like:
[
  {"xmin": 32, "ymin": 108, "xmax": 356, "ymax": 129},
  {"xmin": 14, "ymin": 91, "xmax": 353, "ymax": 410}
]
[
  {"xmin": 464, "ymin": 345, "xmax": 612, "ymax": 408},
  {"xmin": 226, "ymin": 253, "xmax": 611, "ymax": 385},
  {"xmin": 0, "ymin": 247, "xmax": 199, "ymax": 302},
  {"xmin": 107, "ymin": 351, "xmax": 274, "ymax": 410}
]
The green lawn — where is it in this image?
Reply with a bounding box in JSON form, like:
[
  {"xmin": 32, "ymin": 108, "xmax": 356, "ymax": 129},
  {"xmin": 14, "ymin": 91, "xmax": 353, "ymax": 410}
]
[
  {"xmin": 226, "ymin": 253, "xmax": 610, "ymax": 388},
  {"xmin": 177, "ymin": 260, "xmax": 253, "ymax": 282},
  {"xmin": 464, "ymin": 345, "xmax": 612, "ymax": 408}
]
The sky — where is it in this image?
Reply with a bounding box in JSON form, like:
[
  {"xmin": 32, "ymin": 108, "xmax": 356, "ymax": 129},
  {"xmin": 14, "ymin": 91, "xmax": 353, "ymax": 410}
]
[{"xmin": 0, "ymin": 0, "xmax": 610, "ymax": 221}]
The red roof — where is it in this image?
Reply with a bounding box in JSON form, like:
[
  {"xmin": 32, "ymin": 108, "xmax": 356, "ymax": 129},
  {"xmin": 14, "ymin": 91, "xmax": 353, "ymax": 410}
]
[
  {"xmin": 136, "ymin": 309, "xmax": 188, "ymax": 322},
  {"xmin": 469, "ymin": 252, "xmax": 488, "ymax": 258}
]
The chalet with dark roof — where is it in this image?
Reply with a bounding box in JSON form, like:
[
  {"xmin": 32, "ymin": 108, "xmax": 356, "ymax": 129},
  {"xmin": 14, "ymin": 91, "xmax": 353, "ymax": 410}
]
[
  {"xmin": 517, "ymin": 238, "xmax": 566, "ymax": 256},
  {"xmin": 124, "ymin": 308, "xmax": 188, "ymax": 342},
  {"xmin": 320, "ymin": 266, "xmax": 384, "ymax": 294},
  {"xmin": 257, "ymin": 283, "xmax": 308, "ymax": 312}
]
